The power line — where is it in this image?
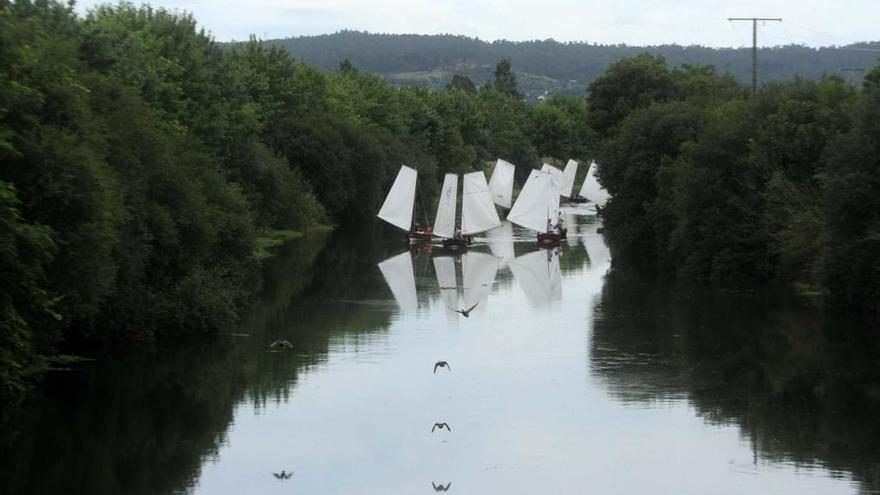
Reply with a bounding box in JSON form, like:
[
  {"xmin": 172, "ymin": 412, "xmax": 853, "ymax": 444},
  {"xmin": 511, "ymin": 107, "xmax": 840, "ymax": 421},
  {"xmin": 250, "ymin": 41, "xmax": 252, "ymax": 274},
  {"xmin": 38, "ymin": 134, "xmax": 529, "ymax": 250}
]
[{"xmin": 728, "ymin": 17, "xmax": 783, "ymax": 94}]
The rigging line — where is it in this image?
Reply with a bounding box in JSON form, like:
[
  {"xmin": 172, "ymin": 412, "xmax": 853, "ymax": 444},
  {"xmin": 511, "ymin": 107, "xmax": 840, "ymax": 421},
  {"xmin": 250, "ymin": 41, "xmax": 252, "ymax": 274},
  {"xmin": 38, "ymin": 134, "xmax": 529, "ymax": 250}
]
[{"xmin": 783, "ymin": 20, "xmax": 853, "ymax": 46}]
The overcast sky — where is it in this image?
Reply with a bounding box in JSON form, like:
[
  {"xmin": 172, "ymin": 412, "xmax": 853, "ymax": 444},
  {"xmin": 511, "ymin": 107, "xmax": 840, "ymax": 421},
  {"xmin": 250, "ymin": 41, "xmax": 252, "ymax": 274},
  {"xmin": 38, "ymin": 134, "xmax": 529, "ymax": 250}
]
[{"xmin": 73, "ymin": 0, "xmax": 879, "ymax": 47}]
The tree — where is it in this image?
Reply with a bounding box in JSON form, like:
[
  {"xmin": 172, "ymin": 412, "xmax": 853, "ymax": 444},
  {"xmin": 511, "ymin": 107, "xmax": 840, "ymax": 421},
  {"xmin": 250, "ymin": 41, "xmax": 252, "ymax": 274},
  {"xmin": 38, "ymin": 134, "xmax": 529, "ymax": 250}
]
[
  {"xmin": 493, "ymin": 59, "xmax": 521, "ymax": 99},
  {"xmin": 0, "ymin": 181, "xmax": 56, "ymax": 396},
  {"xmin": 587, "ymin": 53, "xmax": 674, "ymax": 138},
  {"xmin": 447, "ymin": 73, "xmax": 476, "ymax": 94}
]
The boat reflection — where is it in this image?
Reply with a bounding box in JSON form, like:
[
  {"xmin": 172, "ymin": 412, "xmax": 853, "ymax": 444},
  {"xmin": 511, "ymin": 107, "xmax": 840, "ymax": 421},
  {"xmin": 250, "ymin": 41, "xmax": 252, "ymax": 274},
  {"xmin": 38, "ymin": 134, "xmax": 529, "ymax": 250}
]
[
  {"xmin": 510, "ymin": 248, "xmax": 562, "ymax": 307},
  {"xmin": 432, "ymin": 481, "xmax": 452, "ymax": 491},
  {"xmin": 376, "ymin": 251, "xmax": 418, "ymax": 313},
  {"xmin": 433, "ymin": 252, "xmax": 500, "ymax": 318},
  {"xmin": 377, "ymin": 217, "xmax": 599, "ymax": 315}
]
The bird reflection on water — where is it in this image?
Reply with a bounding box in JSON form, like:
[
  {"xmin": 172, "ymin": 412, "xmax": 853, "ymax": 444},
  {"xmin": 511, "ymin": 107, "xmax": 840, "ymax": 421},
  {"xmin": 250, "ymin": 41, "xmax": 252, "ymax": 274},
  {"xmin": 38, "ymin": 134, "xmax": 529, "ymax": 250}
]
[
  {"xmin": 432, "ymin": 481, "xmax": 452, "ymax": 491},
  {"xmin": 431, "ymin": 422, "xmax": 452, "ymax": 433}
]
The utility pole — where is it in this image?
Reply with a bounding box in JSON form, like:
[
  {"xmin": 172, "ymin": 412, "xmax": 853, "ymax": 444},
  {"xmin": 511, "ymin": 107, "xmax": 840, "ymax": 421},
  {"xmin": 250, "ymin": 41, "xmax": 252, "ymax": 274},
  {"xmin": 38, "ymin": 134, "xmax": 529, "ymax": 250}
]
[
  {"xmin": 841, "ymin": 68, "xmax": 866, "ymax": 88},
  {"xmin": 728, "ymin": 17, "xmax": 782, "ymax": 94}
]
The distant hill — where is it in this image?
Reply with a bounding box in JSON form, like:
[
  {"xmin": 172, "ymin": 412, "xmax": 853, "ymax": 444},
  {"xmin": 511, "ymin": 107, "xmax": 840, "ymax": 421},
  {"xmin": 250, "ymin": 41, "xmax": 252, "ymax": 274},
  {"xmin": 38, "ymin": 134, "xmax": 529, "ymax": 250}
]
[{"xmin": 265, "ymin": 31, "xmax": 880, "ymax": 99}]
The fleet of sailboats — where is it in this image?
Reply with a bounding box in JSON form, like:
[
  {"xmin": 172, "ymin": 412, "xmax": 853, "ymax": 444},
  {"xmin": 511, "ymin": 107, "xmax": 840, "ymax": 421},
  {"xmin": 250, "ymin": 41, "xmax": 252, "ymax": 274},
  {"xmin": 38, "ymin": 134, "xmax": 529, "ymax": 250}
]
[{"xmin": 377, "ymin": 158, "xmax": 609, "ymax": 247}]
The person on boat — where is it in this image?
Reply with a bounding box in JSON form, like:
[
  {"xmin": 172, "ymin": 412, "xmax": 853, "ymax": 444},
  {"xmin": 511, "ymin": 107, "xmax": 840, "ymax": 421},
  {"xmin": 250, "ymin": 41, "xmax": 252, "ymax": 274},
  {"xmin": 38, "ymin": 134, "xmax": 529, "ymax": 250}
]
[
  {"xmin": 453, "ymin": 227, "xmax": 462, "ymax": 240},
  {"xmin": 546, "ymin": 218, "xmax": 552, "ymax": 233},
  {"xmin": 556, "ymin": 217, "xmax": 564, "ymax": 235}
]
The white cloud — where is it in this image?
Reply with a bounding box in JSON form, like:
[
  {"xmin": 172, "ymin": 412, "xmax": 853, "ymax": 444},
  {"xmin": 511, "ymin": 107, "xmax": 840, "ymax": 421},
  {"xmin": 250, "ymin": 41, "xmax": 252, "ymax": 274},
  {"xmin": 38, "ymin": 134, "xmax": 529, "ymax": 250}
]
[{"xmin": 72, "ymin": 0, "xmax": 880, "ymax": 47}]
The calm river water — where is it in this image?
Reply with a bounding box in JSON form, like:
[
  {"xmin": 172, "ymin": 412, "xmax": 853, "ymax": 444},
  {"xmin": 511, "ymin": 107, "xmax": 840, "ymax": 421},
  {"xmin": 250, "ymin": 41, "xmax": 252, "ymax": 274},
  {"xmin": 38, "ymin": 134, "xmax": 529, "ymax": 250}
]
[{"xmin": 2, "ymin": 212, "xmax": 879, "ymax": 494}]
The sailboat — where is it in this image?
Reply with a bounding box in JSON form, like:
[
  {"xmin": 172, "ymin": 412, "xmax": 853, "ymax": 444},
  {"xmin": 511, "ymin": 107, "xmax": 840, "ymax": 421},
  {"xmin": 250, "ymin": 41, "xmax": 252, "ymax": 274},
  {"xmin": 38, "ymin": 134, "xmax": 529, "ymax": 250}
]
[
  {"xmin": 488, "ymin": 159, "xmax": 516, "ymax": 209},
  {"xmin": 576, "ymin": 161, "xmax": 610, "ymax": 213},
  {"xmin": 377, "ymin": 165, "xmax": 433, "ymax": 243},
  {"xmin": 433, "ymin": 171, "xmax": 501, "ymax": 251},
  {"xmin": 508, "ymin": 168, "xmax": 564, "ymax": 246}
]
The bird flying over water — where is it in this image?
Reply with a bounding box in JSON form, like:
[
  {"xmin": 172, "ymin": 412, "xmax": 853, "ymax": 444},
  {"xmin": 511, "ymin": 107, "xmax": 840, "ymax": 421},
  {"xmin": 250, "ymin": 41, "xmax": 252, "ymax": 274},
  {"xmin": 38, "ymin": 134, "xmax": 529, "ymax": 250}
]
[
  {"xmin": 432, "ymin": 481, "xmax": 452, "ymax": 491},
  {"xmin": 270, "ymin": 339, "xmax": 293, "ymax": 350},
  {"xmin": 431, "ymin": 422, "xmax": 452, "ymax": 433},
  {"xmin": 433, "ymin": 361, "xmax": 451, "ymax": 374},
  {"xmin": 448, "ymin": 302, "xmax": 479, "ymax": 317},
  {"xmin": 272, "ymin": 470, "xmax": 293, "ymax": 480}
]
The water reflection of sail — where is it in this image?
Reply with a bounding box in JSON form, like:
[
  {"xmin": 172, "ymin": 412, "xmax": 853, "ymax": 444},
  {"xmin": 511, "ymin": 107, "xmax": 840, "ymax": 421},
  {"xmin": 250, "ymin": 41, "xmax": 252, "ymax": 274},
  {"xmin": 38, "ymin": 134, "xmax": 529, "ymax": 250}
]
[
  {"xmin": 462, "ymin": 252, "xmax": 500, "ymax": 313},
  {"xmin": 510, "ymin": 250, "xmax": 562, "ymax": 306},
  {"xmin": 564, "ymin": 214, "xmax": 579, "ymax": 247},
  {"xmin": 487, "ymin": 221, "xmax": 516, "ymax": 267},
  {"xmin": 378, "ymin": 252, "xmax": 418, "ymax": 312},
  {"xmin": 433, "ymin": 256, "xmax": 459, "ymax": 316}
]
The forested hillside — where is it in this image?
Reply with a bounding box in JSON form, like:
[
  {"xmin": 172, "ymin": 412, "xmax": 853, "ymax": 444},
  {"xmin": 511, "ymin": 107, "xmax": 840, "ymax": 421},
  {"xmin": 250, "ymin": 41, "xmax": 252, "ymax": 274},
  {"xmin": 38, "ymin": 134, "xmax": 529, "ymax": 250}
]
[{"xmin": 267, "ymin": 31, "xmax": 880, "ymax": 97}]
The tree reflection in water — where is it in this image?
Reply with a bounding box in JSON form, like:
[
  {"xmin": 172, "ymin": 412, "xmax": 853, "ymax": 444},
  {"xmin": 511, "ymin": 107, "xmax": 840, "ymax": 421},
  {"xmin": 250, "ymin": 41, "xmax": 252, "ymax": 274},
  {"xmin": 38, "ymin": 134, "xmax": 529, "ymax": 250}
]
[
  {"xmin": 591, "ymin": 264, "xmax": 880, "ymax": 492},
  {"xmin": 0, "ymin": 226, "xmax": 402, "ymax": 495}
]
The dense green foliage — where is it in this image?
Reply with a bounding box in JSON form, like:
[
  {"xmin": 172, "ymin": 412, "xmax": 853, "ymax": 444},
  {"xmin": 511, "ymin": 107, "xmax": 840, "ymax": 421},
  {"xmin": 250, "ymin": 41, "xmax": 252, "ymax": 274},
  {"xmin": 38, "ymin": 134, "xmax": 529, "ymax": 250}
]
[
  {"xmin": 0, "ymin": 1, "xmax": 585, "ymax": 396},
  {"xmin": 267, "ymin": 31, "xmax": 880, "ymax": 97},
  {"xmin": 590, "ymin": 54, "xmax": 880, "ymax": 319}
]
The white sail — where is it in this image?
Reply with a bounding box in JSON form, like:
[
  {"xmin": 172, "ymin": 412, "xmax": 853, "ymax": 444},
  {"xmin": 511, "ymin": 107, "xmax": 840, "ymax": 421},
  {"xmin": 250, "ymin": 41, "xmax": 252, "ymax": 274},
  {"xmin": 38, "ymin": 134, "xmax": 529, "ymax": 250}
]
[
  {"xmin": 564, "ymin": 214, "xmax": 579, "ymax": 248},
  {"xmin": 462, "ymin": 252, "xmax": 499, "ymax": 313},
  {"xmin": 377, "ymin": 165, "xmax": 418, "ymax": 232},
  {"xmin": 508, "ymin": 169, "xmax": 560, "ymax": 233},
  {"xmin": 578, "ymin": 161, "xmax": 610, "ymax": 206},
  {"xmin": 488, "ymin": 159, "xmax": 516, "ymax": 209},
  {"xmin": 510, "ymin": 250, "xmax": 562, "ymax": 307},
  {"xmin": 561, "ymin": 159, "xmax": 578, "ymax": 198},
  {"xmin": 434, "ymin": 173, "xmax": 458, "ymax": 238},
  {"xmin": 461, "ymin": 171, "xmax": 501, "ymax": 235},
  {"xmin": 378, "ymin": 251, "xmax": 418, "ymax": 312},
  {"xmin": 433, "ymin": 256, "xmax": 459, "ymax": 316}
]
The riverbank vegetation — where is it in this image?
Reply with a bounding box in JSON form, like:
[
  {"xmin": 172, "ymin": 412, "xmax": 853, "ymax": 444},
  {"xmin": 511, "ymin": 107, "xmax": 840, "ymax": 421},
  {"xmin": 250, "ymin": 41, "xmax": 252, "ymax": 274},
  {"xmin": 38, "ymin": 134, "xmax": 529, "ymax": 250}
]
[{"xmin": 590, "ymin": 54, "xmax": 880, "ymax": 321}]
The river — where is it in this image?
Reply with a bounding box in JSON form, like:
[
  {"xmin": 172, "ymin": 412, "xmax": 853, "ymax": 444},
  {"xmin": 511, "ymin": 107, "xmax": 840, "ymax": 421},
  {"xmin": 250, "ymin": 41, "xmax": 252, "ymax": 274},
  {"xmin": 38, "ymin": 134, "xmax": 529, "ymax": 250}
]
[{"xmin": 2, "ymin": 212, "xmax": 879, "ymax": 494}]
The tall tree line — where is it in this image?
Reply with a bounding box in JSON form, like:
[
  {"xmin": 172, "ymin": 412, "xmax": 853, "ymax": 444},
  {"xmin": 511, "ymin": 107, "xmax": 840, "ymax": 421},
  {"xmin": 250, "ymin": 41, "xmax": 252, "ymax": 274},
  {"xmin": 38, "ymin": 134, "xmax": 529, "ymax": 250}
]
[{"xmin": 589, "ymin": 54, "xmax": 880, "ymax": 320}]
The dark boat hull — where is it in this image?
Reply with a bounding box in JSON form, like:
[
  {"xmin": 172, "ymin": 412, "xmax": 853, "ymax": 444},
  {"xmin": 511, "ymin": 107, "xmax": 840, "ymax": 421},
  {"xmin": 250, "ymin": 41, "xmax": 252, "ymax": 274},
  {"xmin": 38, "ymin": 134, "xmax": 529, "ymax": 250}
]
[
  {"xmin": 442, "ymin": 238, "xmax": 470, "ymax": 251},
  {"xmin": 537, "ymin": 232, "xmax": 562, "ymax": 246},
  {"xmin": 563, "ymin": 196, "xmax": 589, "ymax": 204},
  {"xmin": 408, "ymin": 231, "xmax": 433, "ymax": 244}
]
